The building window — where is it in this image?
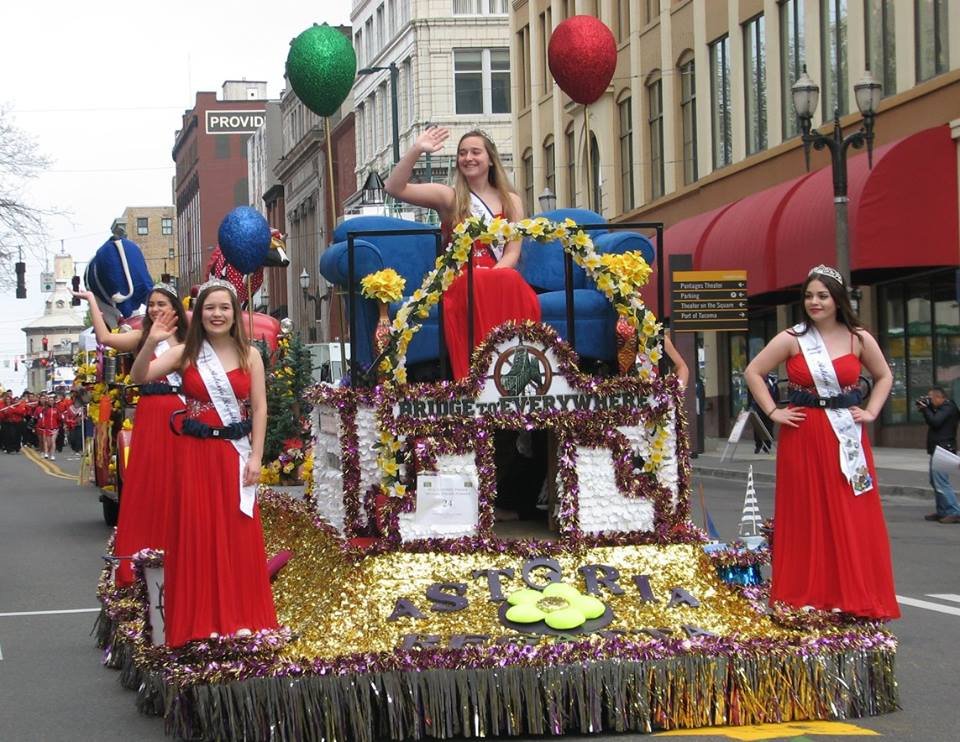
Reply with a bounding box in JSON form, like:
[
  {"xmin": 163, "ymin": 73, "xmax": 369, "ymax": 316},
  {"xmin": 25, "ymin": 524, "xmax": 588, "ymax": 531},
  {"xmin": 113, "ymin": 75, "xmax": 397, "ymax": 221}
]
[
  {"xmin": 589, "ymin": 133, "xmax": 601, "ymax": 212},
  {"xmin": 679, "ymin": 56, "xmax": 698, "ymax": 184},
  {"xmin": 354, "ymin": 30, "xmax": 363, "ymax": 67},
  {"xmin": 618, "ymin": 96, "xmax": 635, "ymax": 211},
  {"xmin": 453, "ymin": 0, "xmax": 508, "ymax": 13},
  {"xmin": 168, "ymin": 247, "xmax": 175, "ymax": 259},
  {"xmin": 543, "ymin": 137, "xmax": 556, "ymax": 201},
  {"xmin": 565, "ymin": 125, "xmax": 576, "ymax": 207},
  {"xmin": 376, "ymin": 5, "xmax": 385, "ymax": 50},
  {"xmin": 453, "ymin": 48, "xmax": 511, "ymax": 115},
  {"xmin": 820, "ymin": 0, "xmax": 848, "ymax": 117},
  {"xmin": 539, "ymin": 9, "xmax": 552, "ymax": 91},
  {"xmin": 356, "ymin": 104, "xmax": 365, "ymax": 162},
  {"xmin": 379, "ymin": 83, "xmax": 389, "ymax": 150},
  {"xmin": 161, "ymin": 217, "xmax": 173, "ymax": 235},
  {"xmin": 137, "ymin": 217, "xmax": 148, "ymax": 236},
  {"xmin": 916, "ymin": 0, "xmax": 949, "ymax": 82},
  {"xmin": 615, "ymin": 1, "xmax": 630, "ymax": 42},
  {"xmin": 879, "ymin": 272, "xmax": 960, "ymax": 424},
  {"xmin": 647, "ymin": 79, "xmax": 663, "ymax": 200},
  {"xmin": 516, "ymin": 26, "xmax": 531, "ymax": 109},
  {"xmin": 405, "ymin": 59, "xmax": 415, "ymax": 127},
  {"xmin": 388, "ymin": 0, "xmax": 397, "ymax": 37},
  {"xmin": 780, "ymin": 0, "xmax": 806, "ymax": 139},
  {"xmin": 644, "ymin": 0, "xmax": 656, "ymax": 25},
  {"xmin": 215, "ymin": 135, "xmax": 230, "ymax": 159},
  {"xmin": 365, "ymin": 18, "xmax": 374, "ymax": 63},
  {"xmin": 709, "ymin": 35, "xmax": 732, "ymax": 169},
  {"xmin": 744, "ymin": 14, "xmax": 767, "ymax": 155},
  {"xmin": 865, "ymin": 0, "xmax": 896, "ymax": 95},
  {"xmin": 522, "ymin": 149, "xmax": 534, "ymax": 217}
]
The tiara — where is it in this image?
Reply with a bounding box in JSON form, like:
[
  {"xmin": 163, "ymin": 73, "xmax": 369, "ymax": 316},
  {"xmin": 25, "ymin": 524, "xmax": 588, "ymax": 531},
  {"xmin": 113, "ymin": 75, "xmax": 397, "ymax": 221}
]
[
  {"xmin": 808, "ymin": 264, "xmax": 844, "ymax": 285},
  {"xmin": 197, "ymin": 277, "xmax": 237, "ymax": 297},
  {"xmin": 152, "ymin": 281, "xmax": 178, "ymax": 298}
]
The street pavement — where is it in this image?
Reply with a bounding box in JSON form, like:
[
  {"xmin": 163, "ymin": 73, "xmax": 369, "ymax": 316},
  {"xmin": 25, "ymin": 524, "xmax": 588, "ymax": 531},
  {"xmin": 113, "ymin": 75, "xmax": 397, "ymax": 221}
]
[{"xmin": 1, "ymin": 441, "xmax": 959, "ymax": 741}]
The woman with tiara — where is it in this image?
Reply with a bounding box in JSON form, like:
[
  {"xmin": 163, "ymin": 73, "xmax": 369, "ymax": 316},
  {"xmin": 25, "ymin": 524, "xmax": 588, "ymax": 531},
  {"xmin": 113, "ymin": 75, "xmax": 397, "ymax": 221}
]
[
  {"xmin": 385, "ymin": 126, "xmax": 541, "ymax": 380},
  {"xmin": 744, "ymin": 265, "xmax": 899, "ymax": 620},
  {"xmin": 131, "ymin": 279, "xmax": 277, "ymax": 644},
  {"xmin": 76, "ymin": 283, "xmax": 189, "ymax": 587}
]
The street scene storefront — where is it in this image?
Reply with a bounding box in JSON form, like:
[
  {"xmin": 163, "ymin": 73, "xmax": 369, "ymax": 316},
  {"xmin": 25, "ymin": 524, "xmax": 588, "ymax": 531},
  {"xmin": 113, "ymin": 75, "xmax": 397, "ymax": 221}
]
[{"xmin": 633, "ymin": 111, "xmax": 960, "ymax": 449}]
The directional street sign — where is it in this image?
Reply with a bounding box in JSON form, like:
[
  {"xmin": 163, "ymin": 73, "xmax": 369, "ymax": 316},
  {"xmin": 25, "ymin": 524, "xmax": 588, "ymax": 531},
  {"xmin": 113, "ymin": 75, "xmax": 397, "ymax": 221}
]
[{"xmin": 670, "ymin": 269, "xmax": 748, "ymax": 332}]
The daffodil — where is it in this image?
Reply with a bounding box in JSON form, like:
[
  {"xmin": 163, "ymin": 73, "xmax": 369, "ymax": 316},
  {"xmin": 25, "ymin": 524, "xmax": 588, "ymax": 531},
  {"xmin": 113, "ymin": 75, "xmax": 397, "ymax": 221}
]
[
  {"xmin": 504, "ymin": 582, "xmax": 606, "ymax": 630},
  {"xmin": 360, "ymin": 268, "xmax": 406, "ymax": 303}
]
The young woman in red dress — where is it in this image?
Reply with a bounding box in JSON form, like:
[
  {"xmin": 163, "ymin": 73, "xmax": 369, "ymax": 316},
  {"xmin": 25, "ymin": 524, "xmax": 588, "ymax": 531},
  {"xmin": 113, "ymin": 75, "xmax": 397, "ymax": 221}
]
[
  {"xmin": 744, "ymin": 266, "xmax": 899, "ymax": 620},
  {"xmin": 131, "ymin": 280, "xmax": 277, "ymax": 645},
  {"xmin": 76, "ymin": 285, "xmax": 189, "ymax": 587},
  {"xmin": 385, "ymin": 127, "xmax": 541, "ymax": 380}
]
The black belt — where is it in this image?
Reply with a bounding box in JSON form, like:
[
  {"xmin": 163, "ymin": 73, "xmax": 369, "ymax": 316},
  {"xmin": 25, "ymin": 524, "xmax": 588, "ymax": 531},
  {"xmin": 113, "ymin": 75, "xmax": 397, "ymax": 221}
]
[
  {"xmin": 169, "ymin": 409, "xmax": 251, "ymax": 439},
  {"xmin": 136, "ymin": 382, "xmax": 182, "ymax": 396},
  {"xmin": 788, "ymin": 388, "xmax": 863, "ymax": 409}
]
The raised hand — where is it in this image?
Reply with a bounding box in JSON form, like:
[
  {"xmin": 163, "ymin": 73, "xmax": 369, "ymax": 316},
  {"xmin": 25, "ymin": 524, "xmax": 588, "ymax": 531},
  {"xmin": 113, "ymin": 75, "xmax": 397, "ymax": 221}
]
[
  {"xmin": 72, "ymin": 290, "xmax": 97, "ymax": 303},
  {"xmin": 149, "ymin": 310, "xmax": 178, "ymax": 342},
  {"xmin": 415, "ymin": 126, "xmax": 450, "ymax": 155}
]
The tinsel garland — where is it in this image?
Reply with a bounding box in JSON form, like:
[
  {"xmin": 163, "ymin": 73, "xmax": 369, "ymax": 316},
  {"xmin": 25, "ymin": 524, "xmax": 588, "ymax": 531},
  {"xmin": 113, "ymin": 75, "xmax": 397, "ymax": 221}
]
[
  {"xmin": 145, "ymin": 644, "xmax": 898, "ymax": 742},
  {"xmin": 309, "ymin": 323, "xmax": 694, "ymax": 548}
]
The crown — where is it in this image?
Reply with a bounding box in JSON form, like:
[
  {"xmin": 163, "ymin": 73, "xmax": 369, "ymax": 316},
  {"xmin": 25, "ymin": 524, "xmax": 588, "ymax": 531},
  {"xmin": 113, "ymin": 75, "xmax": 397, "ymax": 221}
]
[
  {"xmin": 808, "ymin": 264, "xmax": 844, "ymax": 285},
  {"xmin": 152, "ymin": 281, "xmax": 178, "ymax": 298},
  {"xmin": 197, "ymin": 277, "xmax": 237, "ymax": 297}
]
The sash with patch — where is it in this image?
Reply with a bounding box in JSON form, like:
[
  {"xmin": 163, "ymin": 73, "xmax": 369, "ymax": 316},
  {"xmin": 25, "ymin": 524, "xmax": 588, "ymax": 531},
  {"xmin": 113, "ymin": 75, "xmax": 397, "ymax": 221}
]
[
  {"xmin": 155, "ymin": 340, "xmax": 185, "ymax": 403},
  {"xmin": 793, "ymin": 323, "xmax": 873, "ymax": 496},
  {"xmin": 195, "ymin": 341, "xmax": 256, "ymax": 516},
  {"xmin": 469, "ymin": 192, "xmax": 504, "ymax": 261}
]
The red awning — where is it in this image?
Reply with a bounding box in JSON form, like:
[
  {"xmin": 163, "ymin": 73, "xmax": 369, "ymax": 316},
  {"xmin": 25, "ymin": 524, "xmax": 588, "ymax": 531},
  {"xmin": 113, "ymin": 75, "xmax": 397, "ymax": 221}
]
[{"xmin": 657, "ymin": 125, "xmax": 959, "ymax": 299}]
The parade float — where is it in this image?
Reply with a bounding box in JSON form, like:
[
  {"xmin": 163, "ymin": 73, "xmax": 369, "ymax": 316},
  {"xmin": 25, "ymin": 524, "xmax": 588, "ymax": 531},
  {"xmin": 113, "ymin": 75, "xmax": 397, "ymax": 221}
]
[{"xmin": 94, "ymin": 20, "xmax": 897, "ymax": 741}]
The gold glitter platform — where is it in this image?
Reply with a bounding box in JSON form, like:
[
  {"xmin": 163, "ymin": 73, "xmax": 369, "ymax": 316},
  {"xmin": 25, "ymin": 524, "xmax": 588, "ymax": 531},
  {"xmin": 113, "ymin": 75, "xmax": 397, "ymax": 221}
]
[{"xmin": 100, "ymin": 492, "xmax": 898, "ymax": 742}]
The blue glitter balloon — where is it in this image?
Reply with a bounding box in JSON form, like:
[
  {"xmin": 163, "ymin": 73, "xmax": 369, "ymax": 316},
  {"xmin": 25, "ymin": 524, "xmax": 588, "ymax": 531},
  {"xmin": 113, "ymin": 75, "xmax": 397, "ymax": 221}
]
[{"xmin": 218, "ymin": 207, "xmax": 271, "ymax": 274}]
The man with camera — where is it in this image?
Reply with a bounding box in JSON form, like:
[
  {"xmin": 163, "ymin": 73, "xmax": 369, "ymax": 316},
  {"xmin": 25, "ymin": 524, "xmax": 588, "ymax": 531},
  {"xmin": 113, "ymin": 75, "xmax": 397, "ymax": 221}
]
[{"xmin": 918, "ymin": 386, "xmax": 960, "ymax": 523}]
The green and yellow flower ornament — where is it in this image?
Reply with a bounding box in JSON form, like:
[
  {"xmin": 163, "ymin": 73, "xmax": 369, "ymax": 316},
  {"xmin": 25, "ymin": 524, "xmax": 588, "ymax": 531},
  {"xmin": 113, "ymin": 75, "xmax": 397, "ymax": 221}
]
[{"xmin": 501, "ymin": 582, "xmax": 610, "ymax": 633}]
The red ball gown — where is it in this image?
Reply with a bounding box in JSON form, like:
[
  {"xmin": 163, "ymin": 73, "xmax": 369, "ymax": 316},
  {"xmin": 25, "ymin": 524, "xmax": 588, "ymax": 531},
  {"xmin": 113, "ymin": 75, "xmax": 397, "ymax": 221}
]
[
  {"xmin": 163, "ymin": 365, "xmax": 278, "ymax": 646},
  {"xmin": 442, "ymin": 204, "xmax": 541, "ymax": 380},
  {"xmin": 772, "ymin": 352, "xmax": 900, "ymax": 620},
  {"xmin": 112, "ymin": 383, "xmax": 183, "ymax": 587}
]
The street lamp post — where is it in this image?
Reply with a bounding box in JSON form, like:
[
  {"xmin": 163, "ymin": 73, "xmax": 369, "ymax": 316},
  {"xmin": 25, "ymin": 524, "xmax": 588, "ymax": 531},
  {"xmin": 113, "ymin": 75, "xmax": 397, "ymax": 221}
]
[
  {"xmin": 792, "ymin": 66, "xmax": 882, "ymax": 289},
  {"xmin": 357, "ymin": 62, "xmax": 400, "ymax": 165},
  {"xmin": 299, "ymin": 269, "xmax": 327, "ymax": 342},
  {"xmin": 538, "ymin": 187, "xmax": 557, "ymax": 214}
]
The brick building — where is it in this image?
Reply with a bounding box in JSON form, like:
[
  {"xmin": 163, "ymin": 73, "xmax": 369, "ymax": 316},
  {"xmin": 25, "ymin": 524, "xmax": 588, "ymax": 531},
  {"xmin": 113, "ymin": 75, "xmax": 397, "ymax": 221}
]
[{"xmin": 172, "ymin": 81, "xmax": 270, "ymax": 291}]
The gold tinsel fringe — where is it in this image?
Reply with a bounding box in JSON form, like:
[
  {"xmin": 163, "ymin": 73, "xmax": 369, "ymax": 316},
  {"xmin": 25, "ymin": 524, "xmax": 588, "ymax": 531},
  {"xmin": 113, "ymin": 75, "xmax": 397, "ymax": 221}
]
[{"xmin": 143, "ymin": 649, "xmax": 898, "ymax": 741}]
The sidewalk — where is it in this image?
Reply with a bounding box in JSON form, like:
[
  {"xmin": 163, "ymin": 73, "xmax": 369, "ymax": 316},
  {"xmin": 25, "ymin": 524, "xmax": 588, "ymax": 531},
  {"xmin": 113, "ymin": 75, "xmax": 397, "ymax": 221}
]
[{"xmin": 691, "ymin": 436, "xmax": 932, "ymax": 499}]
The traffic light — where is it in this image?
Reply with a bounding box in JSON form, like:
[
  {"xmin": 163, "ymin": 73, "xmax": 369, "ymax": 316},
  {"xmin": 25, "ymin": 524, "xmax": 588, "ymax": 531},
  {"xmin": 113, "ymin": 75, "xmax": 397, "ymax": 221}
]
[
  {"xmin": 42, "ymin": 336, "xmax": 48, "ymax": 351},
  {"xmin": 71, "ymin": 275, "xmax": 81, "ymax": 305},
  {"xmin": 15, "ymin": 261, "xmax": 26, "ymax": 299}
]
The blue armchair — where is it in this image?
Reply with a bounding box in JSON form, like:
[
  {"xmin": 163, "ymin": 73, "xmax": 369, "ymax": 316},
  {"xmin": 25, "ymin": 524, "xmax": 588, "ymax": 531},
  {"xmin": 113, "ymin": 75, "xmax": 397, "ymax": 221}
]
[
  {"xmin": 319, "ymin": 209, "xmax": 655, "ymax": 372},
  {"xmin": 517, "ymin": 208, "xmax": 655, "ymax": 364}
]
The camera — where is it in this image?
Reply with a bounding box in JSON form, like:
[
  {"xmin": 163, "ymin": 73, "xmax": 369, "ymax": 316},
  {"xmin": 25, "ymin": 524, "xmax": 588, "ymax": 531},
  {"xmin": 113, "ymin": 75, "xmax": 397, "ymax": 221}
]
[{"xmin": 915, "ymin": 396, "xmax": 931, "ymax": 408}]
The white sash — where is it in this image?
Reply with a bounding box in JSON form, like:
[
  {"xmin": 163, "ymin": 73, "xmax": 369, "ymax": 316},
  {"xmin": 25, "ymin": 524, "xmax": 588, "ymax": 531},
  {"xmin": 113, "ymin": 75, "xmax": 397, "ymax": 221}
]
[
  {"xmin": 195, "ymin": 341, "xmax": 256, "ymax": 516},
  {"xmin": 793, "ymin": 323, "xmax": 873, "ymax": 496},
  {"xmin": 155, "ymin": 340, "xmax": 185, "ymax": 403},
  {"xmin": 469, "ymin": 193, "xmax": 504, "ymax": 261}
]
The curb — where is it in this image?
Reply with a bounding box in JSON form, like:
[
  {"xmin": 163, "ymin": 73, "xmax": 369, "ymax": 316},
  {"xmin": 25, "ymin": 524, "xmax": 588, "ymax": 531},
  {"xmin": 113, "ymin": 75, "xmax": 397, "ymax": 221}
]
[{"xmin": 692, "ymin": 465, "xmax": 930, "ymax": 500}]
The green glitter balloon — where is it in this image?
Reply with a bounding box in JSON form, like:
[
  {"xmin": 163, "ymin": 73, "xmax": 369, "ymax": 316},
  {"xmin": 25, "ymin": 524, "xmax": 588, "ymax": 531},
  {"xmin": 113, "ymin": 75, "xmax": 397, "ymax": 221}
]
[{"xmin": 285, "ymin": 23, "xmax": 357, "ymax": 117}]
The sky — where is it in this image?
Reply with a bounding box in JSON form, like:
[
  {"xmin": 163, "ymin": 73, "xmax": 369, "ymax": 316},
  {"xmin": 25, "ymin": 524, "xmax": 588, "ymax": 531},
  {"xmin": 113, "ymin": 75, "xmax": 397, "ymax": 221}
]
[{"xmin": 0, "ymin": 0, "xmax": 352, "ymax": 392}]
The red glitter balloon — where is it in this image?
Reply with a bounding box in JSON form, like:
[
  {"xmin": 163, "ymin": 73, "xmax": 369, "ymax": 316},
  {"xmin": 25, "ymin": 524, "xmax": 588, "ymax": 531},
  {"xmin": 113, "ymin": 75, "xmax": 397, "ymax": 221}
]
[{"xmin": 548, "ymin": 16, "xmax": 618, "ymax": 105}]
